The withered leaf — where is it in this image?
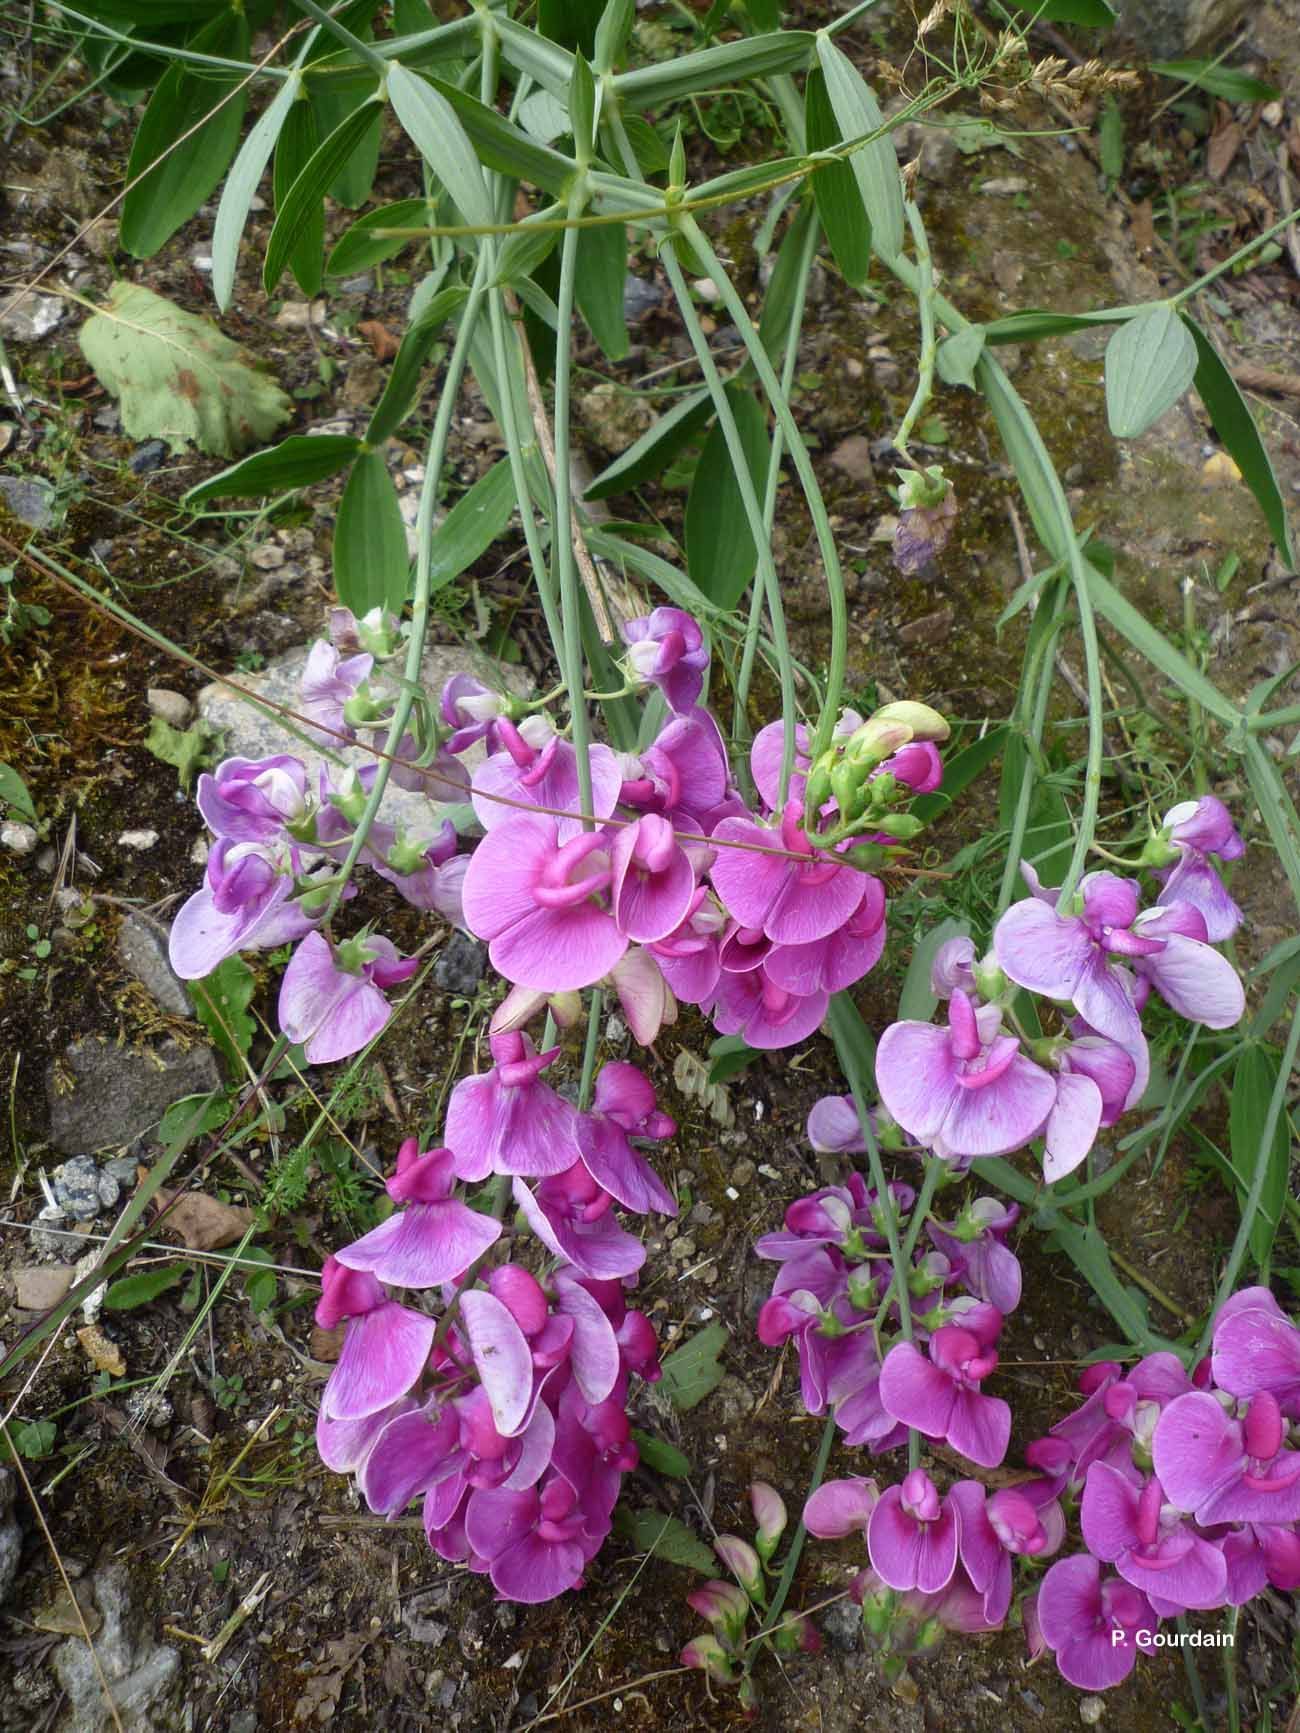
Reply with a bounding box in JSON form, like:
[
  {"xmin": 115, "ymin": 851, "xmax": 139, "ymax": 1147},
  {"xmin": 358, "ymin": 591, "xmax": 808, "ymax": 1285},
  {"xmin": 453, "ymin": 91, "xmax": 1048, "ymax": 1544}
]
[{"xmin": 154, "ymin": 1188, "xmax": 253, "ymax": 1251}]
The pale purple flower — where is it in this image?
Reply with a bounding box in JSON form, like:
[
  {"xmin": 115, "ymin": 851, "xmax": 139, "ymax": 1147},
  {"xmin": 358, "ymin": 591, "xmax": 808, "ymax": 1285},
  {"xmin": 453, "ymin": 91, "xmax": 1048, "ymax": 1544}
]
[
  {"xmin": 878, "ymin": 1323, "xmax": 1011, "ymax": 1469},
  {"xmin": 1154, "ymin": 795, "xmax": 1244, "ymax": 942},
  {"xmin": 710, "ymin": 803, "xmax": 869, "ymax": 945},
  {"xmin": 169, "ymin": 838, "xmax": 320, "ymax": 979},
  {"xmin": 471, "ymin": 717, "xmax": 622, "ymax": 841},
  {"xmin": 300, "ymin": 639, "xmax": 373, "ymax": 741},
  {"xmin": 278, "ymin": 930, "xmax": 416, "ymax": 1064},
  {"xmin": 1042, "ymin": 1033, "xmax": 1138, "ymax": 1179},
  {"xmin": 803, "ymin": 1476, "xmax": 880, "ymax": 1539},
  {"xmin": 445, "ymin": 1031, "xmax": 581, "ymax": 1182},
  {"xmin": 1036, "ymin": 1554, "xmax": 1156, "ymax": 1690},
  {"xmin": 875, "ymin": 990, "xmax": 1057, "ymax": 1164},
  {"xmin": 750, "ymin": 1481, "xmax": 787, "ymax": 1556},
  {"xmin": 764, "ymin": 875, "xmax": 887, "ymax": 996},
  {"xmin": 373, "ymin": 820, "xmax": 469, "ymax": 924},
  {"xmin": 708, "ymin": 960, "xmax": 829, "ymax": 1050},
  {"xmin": 926, "ymin": 1198, "xmax": 1022, "ymax": 1315},
  {"xmin": 1126, "ymin": 901, "xmax": 1245, "ymax": 1030},
  {"xmin": 514, "ymin": 1165, "xmax": 646, "ymax": 1280},
  {"xmin": 441, "ymin": 673, "xmax": 507, "ymax": 754},
  {"xmin": 930, "ymin": 935, "xmax": 976, "ymax": 999},
  {"xmin": 1153, "ymin": 1390, "xmax": 1300, "ymax": 1526},
  {"xmin": 620, "ymin": 709, "xmax": 731, "ymax": 826},
  {"xmin": 573, "ymin": 1063, "xmax": 676, "ymax": 1216},
  {"xmin": 867, "ymin": 1469, "xmax": 959, "ymax": 1592},
  {"xmin": 197, "ymin": 755, "xmax": 309, "ymax": 843},
  {"xmin": 461, "ymin": 813, "xmax": 628, "ymax": 992},
  {"xmin": 334, "ymin": 1139, "xmax": 502, "ymax": 1288},
  {"xmin": 1080, "ymin": 1463, "xmax": 1227, "ymax": 1610},
  {"xmin": 620, "ymin": 607, "xmax": 709, "ymax": 714},
  {"xmin": 806, "ymin": 1094, "xmax": 866, "ymax": 1154},
  {"xmin": 315, "ymin": 1257, "xmax": 436, "ymax": 1422}
]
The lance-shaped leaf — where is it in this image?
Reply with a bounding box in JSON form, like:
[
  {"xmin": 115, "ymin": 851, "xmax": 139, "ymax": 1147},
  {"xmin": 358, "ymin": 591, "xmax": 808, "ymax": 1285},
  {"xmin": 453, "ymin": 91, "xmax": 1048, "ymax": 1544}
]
[
  {"xmin": 576, "ymin": 221, "xmax": 629, "ymax": 360},
  {"xmin": 1230, "ymin": 1043, "xmax": 1290, "ymax": 1267},
  {"xmin": 364, "ymin": 285, "xmax": 467, "ymax": 446},
  {"xmin": 614, "ymin": 30, "xmax": 814, "ymax": 109},
  {"xmin": 1104, "ymin": 300, "xmax": 1198, "ymax": 437},
  {"xmin": 183, "ymin": 434, "xmax": 361, "ymax": 506},
  {"xmin": 815, "ymin": 35, "xmax": 903, "ymax": 261},
  {"xmin": 310, "ymin": 3, "xmax": 383, "ymax": 208},
  {"xmin": 120, "ymin": 10, "xmax": 250, "ymax": 258},
  {"xmin": 388, "ymin": 66, "xmax": 494, "ymax": 229},
  {"xmin": 417, "ymin": 74, "xmax": 577, "ymax": 200},
  {"xmin": 685, "ymin": 385, "xmax": 770, "ymax": 610},
  {"xmin": 327, "ymin": 198, "xmax": 434, "ymax": 277},
  {"xmin": 212, "ymin": 72, "xmax": 300, "ymax": 311},
  {"xmin": 273, "ymin": 97, "xmax": 325, "ymax": 298},
  {"xmin": 428, "ymin": 459, "xmax": 517, "ymax": 588},
  {"xmin": 264, "ymin": 98, "xmax": 384, "ymax": 296},
  {"xmin": 805, "ymin": 66, "xmax": 869, "ymax": 287},
  {"xmin": 333, "ymin": 450, "xmax": 410, "ymax": 616},
  {"xmin": 458, "ymin": 1289, "xmax": 535, "ymax": 1437},
  {"xmin": 585, "ymin": 389, "xmax": 712, "ymax": 500}
]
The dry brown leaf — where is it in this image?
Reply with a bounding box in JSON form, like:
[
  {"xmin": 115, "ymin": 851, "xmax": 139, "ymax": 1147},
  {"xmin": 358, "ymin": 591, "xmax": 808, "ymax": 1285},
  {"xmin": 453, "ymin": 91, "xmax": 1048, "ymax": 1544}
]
[
  {"xmin": 77, "ymin": 1324, "xmax": 126, "ymax": 1377},
  {"xmin": 293, "ymin": 1631, "xmax": 371, "ymax": 1725},
  {"xmin": 358, "ymin": 319, "xmax": 400, "ymax": 361},
  {"xmin": 154, "ymin": 1188, "xmax": 253, "ymax": 1251},
  {"xmin": 309, "ymin": 1324, "xmax": 344, "ymax": 1364},
  {"xmin": 1207, "ymin": 121, "xmax": 1244, "ymax": 182}
]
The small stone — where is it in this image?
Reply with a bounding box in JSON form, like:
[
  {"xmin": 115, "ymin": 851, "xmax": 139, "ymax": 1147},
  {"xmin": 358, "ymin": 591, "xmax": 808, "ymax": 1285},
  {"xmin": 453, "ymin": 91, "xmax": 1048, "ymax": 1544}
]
[
  {"xmin": 97, "ymin": 1171, "xmax": 121, "ymax": 1210},
  {"xmin": 12, "ymin": 1266, "xmax": 74, "ymax": 1310},
  {"xmin": 34, "ymin": 1581, "xmax": 102, "ymax": 1637},
  {"xmin": 103, "ymin": 1156, "xmax": 142, "ymax": 1190},
  {"xmin": 830, "ymin": 435, "xmax": 874, "ymax": 484},
  {"xmin": 31, "ymin": 1203, "xmax": 75, "ymax": 1259},
  {"xmin": 251, "ymin": 541, "xmax": 287, "ymax": 570},
  {"xmin": 128, "ymin": 439, "xmax": 167, "ymax": 475},
  {"xmin": 978, "ymin": 176, "xmax": 1029, "ymax": 196},
  {"xmin": 670, "ymin": 1235, "xmax": 697, "ymax": 1261},
  {"xmin": 190, "ymin": 836, "xmax": 209, "ymax": 866},
  {"xmin": 432, "ymin": 931, "xmax": 488, "ymax": 997},
  {"xmin": 820, "ymin": 1596, "xmax": 861, "ymax": 1654},
  {"xmin": 899, "ymin": 606, "xmax": 955, "ymax": 646},
  {"xmin": 0, "ymin": 294, "xmax": 64, "ymax": 342},
  {"xmin": 692, "ymin": 277, "xmax": 720, "ymax": 302},
  {"xmin": 731, "ymin": 1159, "xmax": 756, "ymax": 1188},
  {"xmin": 46, "ymin": 1036, "xmax": 222, "ymax": 1155},
  {"xmin": 336, "ymin": 272, "xmax": 375, "ymax": 295},
  {"xmin": 274, "ymin": 299, "xmax": 325, "ymax": 330},
  {"xmin": 146, "ymin": 687, "xmax": 193, "ymax": 728},
  {"xmin": 1, "ymin": 1471, "xmax": 21, "ymax": 1605},
  {"xmin": 1079, "ymin": 1697, "xmax": 1105, "ymax": 1726},
  {"xmin": 623, "ymin": 275, "xmax": 660, "ymax": 321},
  {"xmin": 118, "ymin": 910, "xmax": 193, "ymax": 1017},
  {"xmin": 0, "ymin": 474, "xmax": 54, "ymax": 529},
  {"xmin": 117, "ymin": 828, "xmax": 159, "ymax": 851},
  {"xmin": 52, "ymin": 1563, "xmax": 179, "ymax": 1727},
  {"xmin": 125, "ymin": 1390, "xmax": 173, "ymax": 1432},
  {"xmin": 1203, "ymin": 450, "xmax": 1242, "ymax": 485},
  {"xmin": 1, "ymin": 820, "xmax": 37, "ymax": 854},
  {"xmin": 53, "ymin": 1156, "xmax": 104, "ymax": 1221}
]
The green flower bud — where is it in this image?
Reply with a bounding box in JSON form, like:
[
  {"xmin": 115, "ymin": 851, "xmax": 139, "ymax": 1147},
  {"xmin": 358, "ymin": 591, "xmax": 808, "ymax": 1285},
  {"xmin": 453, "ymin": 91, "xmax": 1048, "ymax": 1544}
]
[
  {"xmin": 870, "ymin": 700, "xmax": 950, "ymax": 743},
  {"xmin": 872, "ymin": 813, "xmax": 925, "ymax": 842},
  {"xmin": 972, "ymin": 956, "xmax": 1008, "ymax": 1002}
]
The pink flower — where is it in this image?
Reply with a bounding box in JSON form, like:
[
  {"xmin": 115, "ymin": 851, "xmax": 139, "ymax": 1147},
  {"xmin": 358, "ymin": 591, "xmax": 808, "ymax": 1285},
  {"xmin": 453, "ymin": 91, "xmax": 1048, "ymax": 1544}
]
[
  {"xmin": 710, "ymin": 803, "xmax": 868, "ymax": 946},
  {"xmin": 573, "ymin": 1063, "xmax": 677, "ymax": 1217},
  {"xmin": 708, "ymin": 961, "xmax": 829, "ymax": 1050},
  {"xmin": 315, "ymin": 1257, "xmax": 435, "ymax": 1422},
  {"xmin": 609, "ymin": 814, "xmax": 696, "ymax": 942},
  {"xmin": 513, "ymin": 1165, "xmax": 646, "ymax": 1280},
  {"xmin": 169, "ymin": 839, "xmax": 320, "ymax": 979},
  {"xmin": 1153, "ymin": 1390, "xmax": 1300, "ymax": 1526},
  {"xmin": 197, "ymin": 754, "xmax": 309, "ymax": 842},
  {"xmin": 867, "ymin": 1469, "xmax": 959, "ymax": 1593},
  {"xmin": 1080, "ymin": 1464, "xmax": 1228, "ymax": 1610},
  {"xmin": 764, "ymin": 875, "xmax": 887, "ymax": 997},
  {"xmin": 278, "ymin": 930, "xmax": 416, "ymax": 1063},
  {"xmin": 1153, "ymin": 795, "xmax": 1243, "ymax": 942},
  {"xmin": 803, "ymin": 1476, "xmax": 880, "ymax": 1539},
  {"xmin": 1036, "ymin": 1554, "xmax": 1157, "ymax": 1690},
  {"xmin": 878, "ymin": 1323, "xmax": 1011, "ymax": 1468},
  {"xmin": 620, "ymin": 607, "xmax": 709, "ymax": 714},
  {"xmin": 334, "ymin": 1139, "xmax": 502, "ymax": 1288},
  {"xmin": 445, "ymin": 1032, "xmax": 581, "ymax": 1182},
  {"xmin": 461, "ymin": 813, "xmax": 628, "ymax": 992},
  {"xmin": 465, "ymin": 1474, "xmax": 590, "ymax": 1602},
  {"xmin": 300, "ymin": 639, "xmax": 373, "ymax": 740},
  {"xmin": 471, "ymin": 717, "xmax": 621, "ymax": 841},
  {"xmin": 1212, "ymin": 1292, "xmax": 1300, "ymax": 1414}
]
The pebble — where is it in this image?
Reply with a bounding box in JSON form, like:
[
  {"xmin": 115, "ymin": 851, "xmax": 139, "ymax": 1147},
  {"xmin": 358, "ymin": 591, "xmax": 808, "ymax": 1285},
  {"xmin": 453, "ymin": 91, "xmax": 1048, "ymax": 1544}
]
[
  {"xmin": 46, "ymin": 1035, "xmax": 221, "ymax": 1155},
  {"xmin": 0, "ymin": 293, "xmax": 64, "ymax": 342},
  {"xmin": 251, "ymin": 541, "xmax": 287, "ymax": 570},
  {"xmin": 830, "ymin": 435, "xmax": 874, "ymax": 483},
  {"xmin": 692, "ymin": 276, "xmax": 720, "ymax": 302},
  {"xmin": 117, "ymin": 828, "xmax": 159, "ymax": 851},
  {"xmin": 274, "ymin": 299, "xmax": 326, "ymax": 330},
  {"xmin": 146, "ymin": 687, "xmax": 193, "ymax": 728},
  {"xmin": 1079, "ymin": 1698, "xmax": 1105, "ymax": 1726},
  {"xmin": 53, "ymin": 1156, "xmax": 106, "ymax": 1221},
  {"xmin": 432, "ymin": 931, "xmax": 488, "ymax": 997},
  {"xmin": 31, "ymin": 1203, "xmax": 76, "ymax": 1259},
  {"xmin": 731, "ymin": 1159, "xmax": 756, "ymax": 1188},
  {"xmin": 623, "ymin": 275, "xmax": 660, "ymax": 321},
  {"xmin": 103, "ymin": 1155, "xmax": 141, "ymax": 1190},
  {"xmin": 0, "ymin": 474, "xmax": 54, "ymax": 529},
  {"xmin": 128, "ymin": 439, "xmax": 167, "ymax": 475},
  {"xmin": 336, "ymin": 273, "xmax": 375, "ymax": 296},
  {"xmin": 118, "ymin": 910, "xmax": 193, "ymax": 1017},
  {"xmin": 12, "ymin": 1266, "xmax": 74, "ymax": 1310},
  {"xmin": 1, "ymin": 820, "xmax": 37, "ymax": 854}
]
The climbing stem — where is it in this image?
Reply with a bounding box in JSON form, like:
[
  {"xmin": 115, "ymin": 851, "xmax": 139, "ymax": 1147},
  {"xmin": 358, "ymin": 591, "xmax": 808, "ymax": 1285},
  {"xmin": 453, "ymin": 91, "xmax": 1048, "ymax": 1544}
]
[
  {"xmin": 749, "ymin": 1411, "xmax": 837, "ymax": 1663},
  {"xmin": 893, "ymin": 201, "xmax": 937, "ymax": 457},
  {"xmin": 554, "ymin": 185, "xmax": 596, "ymax": 825}
]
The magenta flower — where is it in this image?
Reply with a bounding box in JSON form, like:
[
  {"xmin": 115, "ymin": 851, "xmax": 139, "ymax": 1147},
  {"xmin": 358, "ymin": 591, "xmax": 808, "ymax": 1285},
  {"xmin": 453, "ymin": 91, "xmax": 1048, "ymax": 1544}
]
[
  {"xmin": 867, "ymin": 1469, "xmax": 959, "ymax": 1593},
  {"xmin": 300, "ymin": 639, "xmax": 373, "ymax": 740},
  {"xmin": 471, "ymin": 717, "xmax": 622, "ymax": 841},
  {"xmin": 749, "ymin": 709, "xmax": 865, "ymax": 813},
  {"xmin": 1212, "ymin": 1292, "xmax": 1300, "ymax": 1414},
  {"xmin": 334, "ymin": 1139, "xmax": 502, "ymax": 1288},
  {"xmin": 764, "ymin": 875, "xmax": 887, "ymax": 997},
  {"xmin": 278, "ymin": 930, "xmax": 416, "ymax": 1064},
  {"xmin": 197, "ymin": 754, "xmax": 309, "ymax": 842},
  {"xmin": 709, "ymin": 960, "xmax": 829, "ymax": 1050},
  {"xmin": 878, "ymin": 1323, "xmax": 1011, "ymax": 1468},
  {"xmin": 458, "ymin": 1285, "xmax": 537, "ymax": 1439},
  {"xmin": 649, "ymin": 890, "xmax": 725, "ymax": 1006},
  {"xmin": 1126, "ymin": 901, "xmax": 1245, "ymax": 1030},
  {"xmin": 573, "ymin": 1063, "xmax": 677, "ymax": 1216},
  {"xmin": 1080, "ymin": 1464, "xmax": 1227, "ymax": 1609},
  {"xmin": 620, "ymin": 709, "xmax": 731, "ymax": 826},
  {"xmin": 609, "ymin": 814, "xmax": 696, "ymax": 942},
  {"xmin": 1153, "ymin": 1390, "xmax": 1300, "ymax": 1526},
  {"xmin": 1153, "ymin": 795, "xmax": 1244, "ymax": 942},
  {"xmin": 803, "ymin": 1476, "xmax": 881, "ymax": 1539},
  {"xmin": 925, "ymin": 1198, "xmax": 1022, "ymax": 1315},
  {"xmin": 1036, "ymin": 1554, "xmax": 1156, "ymax": 1690},
  {"xmin": 875, "ymin": 990, "xmax": 1057, "ymax": 1164},
  {"xmin": 445, "ymin": 1031, "xmax": 581, "ymax": 1182},
  {"xmin": 461, "ymin": 813, "xmax": 627, "ymax": 992},
  {"xmin": 441, "ymin": 673, "xmax": 507, "ymax": 754},
  {"xmin": 169, "ymin": 838, "xmax": 319, "ymax": 979},
  {"xmin": 621, "ymin": 607, "xmax": 709, "ymax": 714},
  {"xmin": 514, "ymin": 1165, "xmax": 646, "ymax": 1280},
  {"xmin": 464, "ymin": 1474, "xmax": 589, "ymax": 1602},
  {"xmin": 315, "ymin": 1257, "xmax": 436, "ymax": 1422},
  {"xmin": 710, "ymin": 804, "xmax": 868, "ymax": 945}
]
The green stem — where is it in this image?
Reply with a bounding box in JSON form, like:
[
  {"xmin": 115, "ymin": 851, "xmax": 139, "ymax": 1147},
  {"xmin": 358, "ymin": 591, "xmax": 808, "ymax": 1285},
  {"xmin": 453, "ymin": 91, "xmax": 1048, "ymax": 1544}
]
[
  {"xmin": 1173, "ymin": 206, "xmax": 1300, "ymax": 306},
  {"xmin": 658, "ymin": 238, "xmax": 799, "ymax": 806},
  {"xmin": 1195, "ymin": 1001, "xmax": 1300, "ymax": 1359},
  {"xmin": 554, "ymin": 187, "xmax": 597, "ymax": 826},
  {"xmin": 289, "ymin": 0, "xmax": 387, "ymax": 75},
  {"xmin": 994, "ymin": 583, "xmax": 1066, "ymax": 919},
  {"xmin": 578, "ymin": 987, "xmax": 603, "ymax": 1111},
  {"xmin": 893, "ymin": 201, "xmax": 936, "ymax": 457},
  {"xmin": 901, "ymin": 1157, "xmax": 946, "ymax": 1262},
  {"xmin": 749, "ymin": 1412, "xmax": 837, "ymax": 1660}
]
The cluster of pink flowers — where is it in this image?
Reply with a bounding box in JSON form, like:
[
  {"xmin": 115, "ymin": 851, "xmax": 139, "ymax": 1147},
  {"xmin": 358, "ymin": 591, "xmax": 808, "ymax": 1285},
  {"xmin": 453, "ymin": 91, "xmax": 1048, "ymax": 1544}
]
[
  {"xmin": 872, "ymin": 797, "xmax": 1245, "ymax": 1181},
  {"xmin": 313, "ymin": 1053, "xmax": 674, "ymax": 1601},
  {"xmin": 797, "ymin": 1288, "xmax": 1300, "ymax": 1693}
]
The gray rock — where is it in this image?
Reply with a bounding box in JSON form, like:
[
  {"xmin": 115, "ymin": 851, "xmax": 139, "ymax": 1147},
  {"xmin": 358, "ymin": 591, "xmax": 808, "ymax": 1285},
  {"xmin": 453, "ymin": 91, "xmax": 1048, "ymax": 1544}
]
[
  {"xmin": 623, "ymin": 275, "xmax": 660, "ymax": 321},
  {"xmin": 432, "ymin": 931, "xmax": 488, "ymax": 997},
  {"xmin": 0, "ymin": 293, "xmax": 64, "ymax": 342},
  {"xmin": 97, "ymin": 1171, "xmax": 121, "ymax": 1211},
  {"xmin": 46, "ymin": 1038, "xmax": 221, "ymax": 1155},
  {"xmin": 820, "ymin": 1595, "xmax": 861, "ymax": 1654},
  {"xmin": 31, "ymin": 1203, "xmax": 78, "ymax": 1260},
  {"xmin": 117, "ymin": 911, "xmax": 193, "ymax": 1018},
  {"xmin": 127, "ymin": 440, "xmax": 167, "ymax": 475},
  {"xmin": 0, "ymin": 474, "xmax": 54, "ymax": 530},
  {"xmin": 1114, "ymin": 0, "xmax": 1249, "ymax": 56},
  {"xmin": 145, "ymin": 688, "xmax": 192, "ymax": 728},
  {"xmin": 2, "ymin": 820, "xmax": 38, "ymax": 854},
  {"xmin": 52, "ymin": 1562, "xmax": 179, "ymax": 1732},
  {"xmin": 0, "ymin": 1469, "xmax": 19, "ymax": 1607},
  {"xmin": 336, "ymin": 272, "xmax": 375, "ymax": 296},
  {"xmin": 103, "ymin": 1156, "xmax": 141, "ymax": 1189},
  {"xmin": 197, "ymin": 641, "xmax": 527, "ymax": 837},
  {"xmin": 52, "ymin": 1156, "xmax": 103, "ymax": 1221}
]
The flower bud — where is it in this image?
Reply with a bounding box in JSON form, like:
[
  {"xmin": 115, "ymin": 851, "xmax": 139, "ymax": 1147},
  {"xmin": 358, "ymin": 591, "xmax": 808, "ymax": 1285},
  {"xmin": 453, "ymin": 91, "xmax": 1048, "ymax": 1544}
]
[
  {"xmin": 680, "ymin": 1634, "xmax": 735, "ymax": 1683},
  {"xmin": 972, "ymin": 954, "xmax": 1008, "ymax": 1003},
  {"xmin": 713, "ymin": 1534, "xmax": 763, "ymax": 1597},
  {"xmin": 327, "ymin": 767, "xmax": 369, "ymax": 825},
  {"xmin": 872, "ymin": 813, "xmax": 925, "ymax": 842},
  {"xmin": 750, "ymin": 1482, "xmax": 787, "ymax": 1561},
  {"xmin": 686, "ymin": 1579, "xmax": 750, "ymax": 1643},
  {"xmin": 772, "ymin": 1614, "xmax": 820, "ymax": 1654},
  {"xmin": 871, "ymin": 700, "xmax": 950, "ymax": 743}
]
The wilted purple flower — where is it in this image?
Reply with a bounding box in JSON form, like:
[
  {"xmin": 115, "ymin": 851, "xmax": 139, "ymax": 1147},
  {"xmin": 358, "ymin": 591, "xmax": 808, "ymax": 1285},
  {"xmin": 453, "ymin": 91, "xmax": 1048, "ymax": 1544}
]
[
  {"xmin": 892, "ymin": 466, "xmax": 958, "ymax": 575},
  {"xmin": 278, "ymin": 930, "xmax": 416, "ymax": 1064},
  {"xmin": 621, "ymin": 607, "xmax": 709, "ymax": 714}
]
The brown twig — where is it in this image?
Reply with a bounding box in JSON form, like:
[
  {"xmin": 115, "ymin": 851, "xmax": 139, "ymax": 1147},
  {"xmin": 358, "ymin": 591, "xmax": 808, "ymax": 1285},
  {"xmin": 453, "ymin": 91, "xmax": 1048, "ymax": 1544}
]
[{"xmin": 1229, "ymin": 362, "xmax": 1300, "ymax": 400}]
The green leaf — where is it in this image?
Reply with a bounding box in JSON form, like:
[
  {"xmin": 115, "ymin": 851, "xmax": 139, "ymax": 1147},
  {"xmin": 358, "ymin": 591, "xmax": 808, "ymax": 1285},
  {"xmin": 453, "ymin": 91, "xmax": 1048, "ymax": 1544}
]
[
  {"xmin": 144, "ymin": 716, "xmax": 220, "ymax": 791},
  {"xmin": 911, "ymin": 724, "xmax": 1008, "ymax": 822},
  {"xmin": 183, "ymin": 434, "xmax": 361, "ymax": 505},
  {"xmin": 157, "ymin": 1089, "xmax": 231, "ymax": 1151},
  {"xmin": 1182, "ymin": 315, "xmax": 1295, "ymax": 567},
  {"xmin": 539, "ymin": 0, "xmax": 600, "ymax": 55},
  {"xmin": 569, "ymin": 53, "xmax": 598, "ymax": 159},
  {"xmin": 585, "ymin": 389, "xmax": 712, "ymax": 500},
  {"xmin": 613, "ymin": 1508, "xmax": 716, "ymax": 1573},
  {"xmin": 610, "ymin": 113, "xmax": 670, "ymax": 175},
  {"xmin": 1010, "ymin": 0, "xmax": 1115, "ymax": 21},
  {"xmin": 310, "ymin": 6, "xmax": 383, "ymax": 208},
  {"xmin": 388, "ymin": 68, "xmax": 495, "ymax": 228},
  {"xmin": 264, "ymin": 98, "xmax": 384, "ymax": 296},
  {"xmin": 630, "ymin": 1429, "xmax": 692, "ymax": 1478},
  {"xmin": 594, "ymin": 0, "xmax": 635, "ymax": 71},
  {"xmin": 982, "ymin": 307, "xmax": 1136, "ymax": 344},
  {"xmin": 805, "ymin": 67, "xmax": 870, "ymax": 288},
  {"xmin": 1041, "ymin": 1219, "xmax": 1161, "ymax": 1351},
  {"xmin": 685, "ymin": 386, "xmax": 769, "ymax": 610},
  {"xmin": 239, "ymin": 1244, "xmax": 278, "ymax": 1314},
  {"xmin": 120, "ymin": 10, "xmax": 250, "ymax": 258},
  {"xmin": 936, "ymin": 325, "xmax": 986, "ymax": 389},
  {"xmin": 1085, "ymin": 562, "xmax": 1241, "ymax": 723},
  {"xmin": 495, "ymin": 211, "xmax": 563, "ymax": 289},
  {"xmin": 429, "ymin": 459, "xmax": 516, "ymax": 588},
  {"xmin": 660, "ymin": 1321, "xmax": 728, "ymax": 1411},
  {"xmin": 192, "ymin": 954, "xmax": 256, "ymax": 1073},
  {"xmin": 326, "ymin": 198, "xmax": 433, "ymax": 276},
  {"xmin": 1104, "ymin": 301, "xmax": 1197, "ymax": 437},
  {"xmin": 1151, "ymin": 59, "xmax": 1280, "ymax": 104},
  {"xmin": 104, "ymin": 1263, "xmax": 188, "ymax": 1310},
  {"xmin": 334, "ymin": 451, "xmax": 410, "ymax": 615},
  {"xmin": 1229, "ymin": 1044, "xmax": 1290, "ymax": 1267},
  {"xmin": 815, "ymin": 35, "xmax": 903, "ymax": 261},
  {"xmin": 897, "ymin": 917, "xmax": 969, "ymax": 1023},
  {"xmin": 707, "ymin": 1034, "xmax": 761, "ymax": 1084},
  {"xmin": 758, "ymin": 201, "xmax": 819, "ymax": 364},
  {"xmin": 365, "ymin": 286, "xmax": 467, "ymax": 446},
  {"xmin": 0, "ymin": 761, "xmax": 36, "ymax": 821},
  {"xmin": 273, "ymin": 98, "xmax": 325, "ymax": 298},
  {"xmin": 80, "ymin": 283, "xmax": 292, "ymax": 459},
  {"xmin": 213, "ymin": 72, "xmax": 300, "ymax": 312},
  {"xmin": 615, "ymin": 31, "xmax": 814, "ymax": 109},
  {"xmin": 13, "ymin": 1419, "xmax": 57, "ymax": 1459},
  {"xmin": 585, "ymin": 528, "xmax": 720, "ymax": 617},
  {"xmin": 576, "ymin": 221, "xmax": 629, "ymax": 361},
  {"xmin": 1099, "ymin": 94, "xmax": 1124, "ymax": 182}
]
